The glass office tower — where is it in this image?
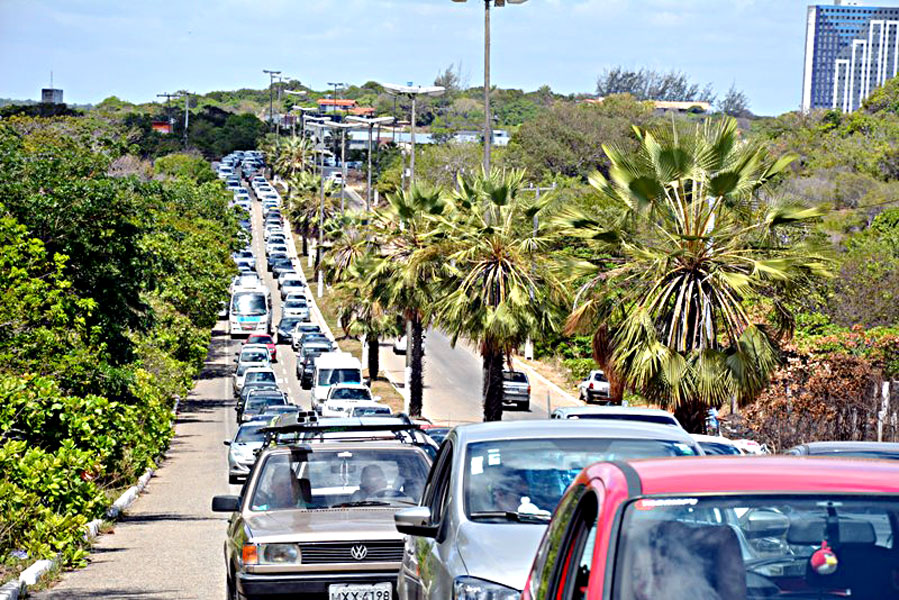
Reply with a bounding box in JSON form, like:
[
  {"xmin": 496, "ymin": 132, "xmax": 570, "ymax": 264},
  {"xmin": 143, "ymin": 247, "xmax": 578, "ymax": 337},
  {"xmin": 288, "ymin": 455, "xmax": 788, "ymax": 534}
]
[{"xmin": 802, "ymin": 3, "xmax": 899, "ymax": 112}]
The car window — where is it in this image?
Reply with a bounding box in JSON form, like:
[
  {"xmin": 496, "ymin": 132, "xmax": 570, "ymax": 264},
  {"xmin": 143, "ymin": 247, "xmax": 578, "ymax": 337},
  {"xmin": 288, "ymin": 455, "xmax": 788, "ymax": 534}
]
[
  {"xmin": 331, "ymin": 388, "xmax": 371, "ymax": 400},
  {"xmin": 503, "ymin": 371, "xmax": 528, "ymax": 383},
  {"xmin": 698, "ymin": 441, "xmax": 742, "ymax": 455},
  {"xmin": 593, "ymin": 372, "xmax": 608, "ymax": 382},
  {"xmin": 464, "ymin": 438, "xmax": 696, "ymax": 520},
  {"xmin": 318, "ymin": 368, "xmax": 361, "ymax": 386},
  {"xmin": 249, "ymin": 448, "xmax": 430, "ymax": 511},
  {"xmin": 235, "ymin": 424, "xmax": 267, "ymax": 443},
  {"xmin": 528, "ymin": 484, "xmax": 585, "ymax": 600},
  {"xmin": 428, "ymin": 444, "xmax": 454, "ymax": 524},
  {"xmin": 353, "ymin": 406, "xmax": 391, "ymax": 417},
  {"xmin": 245, "ymin": 371, "xmax": 276, "ymax": 384},
  {"xmin": 557, "ymin": 494, "xmax": 599, "ymax": 600}
]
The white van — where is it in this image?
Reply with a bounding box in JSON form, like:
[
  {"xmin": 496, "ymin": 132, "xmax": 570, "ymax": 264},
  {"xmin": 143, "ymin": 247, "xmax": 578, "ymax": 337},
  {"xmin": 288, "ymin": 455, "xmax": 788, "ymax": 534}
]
[
  {"xmin": 229, "ymin": 286, "xmax": 272, "ymax": 337},
  {"xmin": 311, "ymin": 352, "xmax": 363, "ymax": 411}
]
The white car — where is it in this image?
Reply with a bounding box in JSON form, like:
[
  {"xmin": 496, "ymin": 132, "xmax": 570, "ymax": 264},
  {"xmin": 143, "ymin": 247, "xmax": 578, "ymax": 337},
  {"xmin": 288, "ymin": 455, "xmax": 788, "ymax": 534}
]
[
  {"xmin": 327, "ymin": 171, "xmax": 344, "ymax": 185},
  {"xmin": 233, "ymin": 364, "xmax": 273, "ymax": 397},
  {"xmin": 230, "ymin": 273, "xmax": 261, "ymax": 293},
  {"xmin": 225, "ymin": 419, "xmax": 268, "ymax": 484},
  {"xmin": 321, "ymin": 399, "xmax": 391, "ymax": 418},
  {"xmin": 282, "ymin": 297, "xmax": 310, "ymax": 319},
  {"xmin": 577, "ymin": 369, "xmax": 612, "ymax": 403}
]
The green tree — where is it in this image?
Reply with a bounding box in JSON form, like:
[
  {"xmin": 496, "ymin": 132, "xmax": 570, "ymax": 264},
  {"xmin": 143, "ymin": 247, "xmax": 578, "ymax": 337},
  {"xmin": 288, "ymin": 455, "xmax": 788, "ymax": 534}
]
[
  {"xmin": 431, "ymin": 169, "xmax": 567, "ymax": 421},
  {"xmin": 154, "ymin": 152, "xmax": 215, "ymax": 183},
  {"xmin": 562, "ymin": 118, "xmax": 829, "ymax": 431}
]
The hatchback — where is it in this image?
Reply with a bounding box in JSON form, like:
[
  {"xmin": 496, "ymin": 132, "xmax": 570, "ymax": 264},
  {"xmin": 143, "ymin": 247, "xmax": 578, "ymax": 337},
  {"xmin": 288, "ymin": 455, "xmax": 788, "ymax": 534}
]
[{"xmin": 522, "ymin": 457, "xmax": 899, "ymax": 600}]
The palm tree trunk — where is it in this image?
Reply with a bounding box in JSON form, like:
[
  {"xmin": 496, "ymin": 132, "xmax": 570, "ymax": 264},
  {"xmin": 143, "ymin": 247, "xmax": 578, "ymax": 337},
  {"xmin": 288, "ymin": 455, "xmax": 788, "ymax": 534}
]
[
  {"xmin": 409, "ymin": 317, "xmax": 425, "ymax": 417},
  {"xmin": 674, "ymin": 398, "xmax": 710, "ymax": 433},
  {"xmin": 366, "ymin": 332, "xmax": 380, "ymax": 381},
  {"xmin": 482, "ymin": 347, "xmax": 504, "ymax": 422}
]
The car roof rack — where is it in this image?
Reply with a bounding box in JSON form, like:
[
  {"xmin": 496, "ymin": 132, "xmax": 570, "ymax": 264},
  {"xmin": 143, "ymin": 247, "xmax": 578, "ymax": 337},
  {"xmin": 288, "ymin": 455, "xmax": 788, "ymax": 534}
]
[{"xmin": 260, "ymin": 412, "xmax": 427, "ymax": 447}]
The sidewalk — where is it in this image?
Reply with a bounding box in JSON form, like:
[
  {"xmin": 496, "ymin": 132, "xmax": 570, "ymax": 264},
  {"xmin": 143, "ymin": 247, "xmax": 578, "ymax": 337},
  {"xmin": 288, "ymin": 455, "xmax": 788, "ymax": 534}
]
[{"xmin": 36, "ymin": 326, "xmax": 236, "ymax": 599}]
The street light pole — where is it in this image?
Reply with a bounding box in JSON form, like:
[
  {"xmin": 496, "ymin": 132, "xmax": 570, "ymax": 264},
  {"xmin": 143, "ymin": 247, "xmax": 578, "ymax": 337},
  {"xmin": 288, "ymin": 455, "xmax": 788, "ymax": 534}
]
[
  {"xmin": 263, "ymin": 69, "xmax": 281, "ymax": 131},
  {"xmin": 347, "ymin": 116, "xmax": 394, "ymax": 211},
  {"xmin": 381, "ymin": 83, "xmax": 445, "ymax": 191},
  {"xmin": 450, "ymin": 0, "xmax": 528, "ymax": 173}
]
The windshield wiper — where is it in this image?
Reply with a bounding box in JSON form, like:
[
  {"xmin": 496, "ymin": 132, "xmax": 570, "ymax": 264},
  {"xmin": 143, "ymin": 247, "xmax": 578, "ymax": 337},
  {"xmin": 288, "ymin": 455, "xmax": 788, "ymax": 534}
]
[
  {"xmin": 332, "ymin": 500, "xmax": 392, "ymax": 508},
  {"xmin": 469, "ymin": 511, "xmax": 551, "ymax": 523}
]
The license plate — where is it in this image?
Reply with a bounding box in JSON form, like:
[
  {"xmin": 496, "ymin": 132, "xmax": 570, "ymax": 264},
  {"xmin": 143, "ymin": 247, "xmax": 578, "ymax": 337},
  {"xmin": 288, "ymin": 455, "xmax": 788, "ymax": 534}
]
[{"xmin": 329, "ymin": 583, "xmax": 391, "ymax": 600}]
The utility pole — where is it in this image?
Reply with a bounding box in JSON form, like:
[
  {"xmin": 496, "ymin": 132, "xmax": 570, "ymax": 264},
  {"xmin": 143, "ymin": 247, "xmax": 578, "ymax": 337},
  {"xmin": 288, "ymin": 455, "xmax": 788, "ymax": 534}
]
[
  {"xmin": 327, "ymin": 82, "xmax": 344, "ymax": 116},
  {"xmin": 263, "ymin": 69, "xmax": 281, "ymax": 132},
  {"xmin": 522, "ymin": 182, "xmax": 555, "ymax": 360},
  {"xmin": 177, "ymin": 91, "xmax": 191, "ymax": 148},
  {"xmin": 156, "ymin": 92, "xmax": 178, "ymax": 132}
]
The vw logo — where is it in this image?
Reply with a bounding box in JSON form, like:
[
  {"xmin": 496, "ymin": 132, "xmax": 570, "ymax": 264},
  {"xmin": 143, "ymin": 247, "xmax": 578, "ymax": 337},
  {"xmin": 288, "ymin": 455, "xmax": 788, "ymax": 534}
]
[{"xmin": 350, "ymin": 544, "xmax": 368, "ymax": 561}]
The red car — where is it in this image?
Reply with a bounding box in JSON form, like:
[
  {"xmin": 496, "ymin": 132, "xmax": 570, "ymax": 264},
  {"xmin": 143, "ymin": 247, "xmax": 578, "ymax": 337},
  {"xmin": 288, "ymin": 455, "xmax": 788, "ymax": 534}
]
[
  {"xmin": 522, "ymin": 457, "xmax": 899, "ymax": 600},
  {"xmin": 244, "ymin": 334, "xmax": 276, "ymax": 362}
]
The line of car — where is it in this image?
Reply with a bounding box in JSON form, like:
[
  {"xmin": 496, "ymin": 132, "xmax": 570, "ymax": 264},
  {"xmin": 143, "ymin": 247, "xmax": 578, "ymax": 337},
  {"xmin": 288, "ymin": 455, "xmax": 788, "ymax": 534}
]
[{"xmin": 211, "ymin": 151, "xmax": 899, "ymax": 600}]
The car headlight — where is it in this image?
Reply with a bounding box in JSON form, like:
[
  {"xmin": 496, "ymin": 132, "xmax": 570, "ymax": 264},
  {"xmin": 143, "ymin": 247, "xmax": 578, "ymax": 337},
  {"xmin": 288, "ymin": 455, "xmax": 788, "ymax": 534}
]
[
  {"xmin": 247, "ymin": 543, "xmax": 301, "ymax": 564},
  {"xmin": 453, "ymin": 576, "xmax": 520, "ymax": 600}
]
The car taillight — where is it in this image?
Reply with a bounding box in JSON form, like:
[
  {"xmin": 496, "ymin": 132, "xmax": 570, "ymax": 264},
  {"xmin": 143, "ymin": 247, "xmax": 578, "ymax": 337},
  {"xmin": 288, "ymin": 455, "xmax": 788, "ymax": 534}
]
[
  {"xmin": 588, "ymin": 382, "xmax": 594, "ymax": 390},
  {"xmin": 527, "ymin": 386, "xmax": 531, "ymax": 394},
  {"xmin": 242, "ymin": 544, "xmax": 258, "ymax": 565}
]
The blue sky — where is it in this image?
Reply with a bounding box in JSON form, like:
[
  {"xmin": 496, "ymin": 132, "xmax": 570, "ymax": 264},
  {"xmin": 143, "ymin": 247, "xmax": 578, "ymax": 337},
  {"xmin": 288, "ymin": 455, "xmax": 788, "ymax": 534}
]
[{"xmin": 3, "ymin": 0, "xmax": 899, "ymax": 116}]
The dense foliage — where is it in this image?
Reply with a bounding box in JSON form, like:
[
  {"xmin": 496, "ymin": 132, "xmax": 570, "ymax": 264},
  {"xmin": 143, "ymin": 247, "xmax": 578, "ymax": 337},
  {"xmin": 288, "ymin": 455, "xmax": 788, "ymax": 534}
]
[{"xmin": 0, "ymin": 116, "xmax": 238, "ymax": 571}]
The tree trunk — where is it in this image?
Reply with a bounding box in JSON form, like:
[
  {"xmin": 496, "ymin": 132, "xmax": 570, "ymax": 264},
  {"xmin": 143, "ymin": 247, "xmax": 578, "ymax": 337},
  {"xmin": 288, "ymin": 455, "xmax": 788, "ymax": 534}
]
[
  {"xmin": 482, "ymin": 347, "xmax": 505, "ymax": 422},
  {"xmin": 301, "ymin": 228, "xmax": 309, "ymax": 257},
  {"xmin": 673, "ymin": 398, "xmax": 709, "ymax": 434},
  {"xmin": 409, "ymin": 317, "xmax": 425, "ymax": 417},
  {"xmin": 366, "ymin": 332, "xmax": 380, "ymax": 381}
]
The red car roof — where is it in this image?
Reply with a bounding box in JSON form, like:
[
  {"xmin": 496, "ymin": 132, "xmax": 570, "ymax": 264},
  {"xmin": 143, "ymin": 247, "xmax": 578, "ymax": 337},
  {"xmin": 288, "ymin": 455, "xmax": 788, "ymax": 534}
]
[{"xmin": 594, "ymin": 456, "xmax": 899, "ymax": 496}]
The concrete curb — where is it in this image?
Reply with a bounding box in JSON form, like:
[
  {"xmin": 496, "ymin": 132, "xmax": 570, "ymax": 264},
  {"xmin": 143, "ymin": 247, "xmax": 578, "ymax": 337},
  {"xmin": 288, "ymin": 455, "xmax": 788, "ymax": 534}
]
[
  {"xmin": 0, "ymin": 556, "xmax": 59, "ymax": 599},
  {"xmin": 0, "ymin": 581, "xmax": 19, "ymax": 600}
]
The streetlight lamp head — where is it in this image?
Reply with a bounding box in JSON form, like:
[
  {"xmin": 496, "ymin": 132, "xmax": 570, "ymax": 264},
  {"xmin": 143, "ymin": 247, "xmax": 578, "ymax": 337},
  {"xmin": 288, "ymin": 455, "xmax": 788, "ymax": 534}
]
[{"xmin": 380, "ymin": 82, "xmax": 446, "ymax": 97}]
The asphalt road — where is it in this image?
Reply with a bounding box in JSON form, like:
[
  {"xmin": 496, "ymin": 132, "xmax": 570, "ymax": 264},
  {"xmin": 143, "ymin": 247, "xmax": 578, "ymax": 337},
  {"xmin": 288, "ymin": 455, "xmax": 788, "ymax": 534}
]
[{"xmin": 37, "ymin": 176, "xmax": 574, "ymax": 597}]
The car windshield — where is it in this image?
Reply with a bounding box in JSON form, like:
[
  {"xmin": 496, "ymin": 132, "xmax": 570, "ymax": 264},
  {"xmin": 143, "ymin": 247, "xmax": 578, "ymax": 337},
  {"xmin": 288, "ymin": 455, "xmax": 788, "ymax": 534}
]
[
  {"xmin": 613, "ymin": 495, "xmax": 899, "ymax": 600},
  {"xmin": 232, "ymin": 293, "xmax": 267, "ymax": 316},
  {"xmin": 249, "ymin": 448, "xmax": 430, "ymax": 511},
  {"xmin": 247, "ymin": 396, "xmax": 286, "ymax": 411},
  {"xmin": 464, "ymin": 438, "xmax": 697, "ymax": 521},
  {"xmin": 503, "ymin": 372, "xmax": 528, "ymax": 383},
  {"xmin": 698, "ymin": 441, "xmax": 742, "ymax": 455},
  {"xmin": 279, "ymin": 318, "xmax": 301, "ymax": 331},
  {"xmin": 245, "ymin": 371, "xmax": 276, "ymax": 385},
  {"xmin": 239, "ymin": 351, "xmax": 268, "ymax": 364},
  {"xmin": 353, "ymin": 406, "xmax": 391, "ymax": 417},
  {"xmin": 235, "ymin": 424, "xmax": 267, "ymax": 443},
  {"xmin": 285, "ymin": 300, "xmax": 307, "ymax": 308},
  {"xmin": 331, "ymin": 388, "xmax": 371, "ymax": 400},
  {"xmin": 317, "ymin": 368, "xmax": 362, "ymax": 386}
]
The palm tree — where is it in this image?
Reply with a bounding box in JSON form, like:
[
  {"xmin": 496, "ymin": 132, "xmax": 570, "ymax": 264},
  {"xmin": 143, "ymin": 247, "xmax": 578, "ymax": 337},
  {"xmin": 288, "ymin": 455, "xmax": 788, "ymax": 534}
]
[
  {"xmin": 430, "ymin": 169, "xmax": 567, "ymax": 421},
  {"xmin": 561, "ymin": 118, "xmax": 829, "ymax": 431},
  {"xmin": 274, "ymin": 136, "xmax": 314, "ymax": 178},
  {"xmin": 286, "ymin": 171, "xmax": 337, "ymax": 257},
  {"xmin": 366, "ymin": 185, "xmax": 450, "ymax": 417}
]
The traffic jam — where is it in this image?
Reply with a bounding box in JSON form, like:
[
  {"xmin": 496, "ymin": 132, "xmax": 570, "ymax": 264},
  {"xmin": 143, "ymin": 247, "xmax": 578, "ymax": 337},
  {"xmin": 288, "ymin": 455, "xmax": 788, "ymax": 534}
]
[{"xmin": 213, "ymin": 152, "xmax": 899, "ymax": 600}]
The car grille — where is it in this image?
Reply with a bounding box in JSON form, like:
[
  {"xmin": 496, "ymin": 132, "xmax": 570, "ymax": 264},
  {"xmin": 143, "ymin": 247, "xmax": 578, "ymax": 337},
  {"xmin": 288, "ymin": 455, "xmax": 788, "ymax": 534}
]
[{"xmin": 299, "ymin": 541, "xmax": 403, "ymax": 564}]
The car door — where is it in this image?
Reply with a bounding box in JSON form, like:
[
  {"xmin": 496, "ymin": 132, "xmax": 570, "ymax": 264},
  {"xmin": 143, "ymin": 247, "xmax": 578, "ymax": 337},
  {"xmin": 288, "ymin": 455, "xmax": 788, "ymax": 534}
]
[
  {"xmin": 400, "ymin": 439, "xmax": 453, "ymax": 600},
  {"xmin": 527, "ymin": 485, "xmax": 603, "ymax": 600}
]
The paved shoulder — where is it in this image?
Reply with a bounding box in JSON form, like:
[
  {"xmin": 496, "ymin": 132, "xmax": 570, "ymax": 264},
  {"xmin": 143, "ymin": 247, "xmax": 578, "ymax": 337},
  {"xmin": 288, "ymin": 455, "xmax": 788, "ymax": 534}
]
[{"xmin": 37, "ymin": 326, "xmax": 236, "ymax": 600}]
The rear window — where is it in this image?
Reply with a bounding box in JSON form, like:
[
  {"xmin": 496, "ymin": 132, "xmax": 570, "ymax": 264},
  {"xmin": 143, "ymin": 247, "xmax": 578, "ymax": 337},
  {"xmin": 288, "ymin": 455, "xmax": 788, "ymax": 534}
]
[
  {"xmin": 246, "ymin": 371, "xmax": 276, "ymax": 384},
  {"xmin": 503, "ymin": 372, "xmax": 528, "ymax": 383},
  {"xmin": 331, "ymin": 387, "xmax": 372, "ymax": 400},
  {"xmin": 593, "ymin": 372, "xmax": 608, "ymax": 382},
  {"xmin": 317, "ymin": 368, "xmax": 362, "ymax": 386}
]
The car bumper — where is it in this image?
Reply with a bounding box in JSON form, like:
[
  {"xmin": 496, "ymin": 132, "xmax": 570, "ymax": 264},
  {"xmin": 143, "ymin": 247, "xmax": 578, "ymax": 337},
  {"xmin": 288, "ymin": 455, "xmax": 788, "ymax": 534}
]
[
  {"xmin": 503, "ymin": 393, "xmax": 529, "ymax": 405},
  {"xmin": 586, "ymin": 390, "xmax": 611, "ymax": 400},
  {"xmin": 237, "ymin": 571, "xmax": 398, "ymax": 598}
]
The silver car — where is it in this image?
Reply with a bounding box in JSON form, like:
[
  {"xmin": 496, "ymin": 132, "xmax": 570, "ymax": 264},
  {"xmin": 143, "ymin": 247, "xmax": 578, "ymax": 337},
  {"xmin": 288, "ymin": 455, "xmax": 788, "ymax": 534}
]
[
  {"xmin": 225, "ymin": 419, "xmax": 269, "ymax": 484},
  {"xmin": 393, "ymin": 420, "xmax": 702, "ymax": 600}
]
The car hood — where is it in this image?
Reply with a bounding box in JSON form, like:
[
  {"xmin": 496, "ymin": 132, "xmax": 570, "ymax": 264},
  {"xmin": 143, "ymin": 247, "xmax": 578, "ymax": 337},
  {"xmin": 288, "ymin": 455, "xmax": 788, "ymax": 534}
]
[
  {"xmin": 245, "ymin": 507, "xmax": 406, "ymax": 544},
  {"xmin": 455, "ymin": 521, "xmax": 548, "ymax": 591}
]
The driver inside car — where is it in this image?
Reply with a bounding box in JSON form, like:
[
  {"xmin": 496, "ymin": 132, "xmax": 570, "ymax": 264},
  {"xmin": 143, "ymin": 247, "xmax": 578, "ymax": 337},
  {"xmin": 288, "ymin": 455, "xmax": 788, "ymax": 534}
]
[
  {"xmin": 252, "ymin": 465, "xmax": 304, "ymax": 511},
  {"xmin": 351, "ymin": 464, "xmax": 389, "ymax": 501}
]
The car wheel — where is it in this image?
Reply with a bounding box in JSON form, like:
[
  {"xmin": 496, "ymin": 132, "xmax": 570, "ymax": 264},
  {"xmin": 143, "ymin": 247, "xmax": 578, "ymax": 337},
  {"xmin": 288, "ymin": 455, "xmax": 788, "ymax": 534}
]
[
  {"xmin": 578, "ymin": 390, "xmax": 586, "ymax": 403},
  {"xmin": 517, "ymin": 401, "xmax": 529, "ymax": 411},
  {"xmin": 228, "ymin": 475, "xmax": 241, "ymax": 485}
]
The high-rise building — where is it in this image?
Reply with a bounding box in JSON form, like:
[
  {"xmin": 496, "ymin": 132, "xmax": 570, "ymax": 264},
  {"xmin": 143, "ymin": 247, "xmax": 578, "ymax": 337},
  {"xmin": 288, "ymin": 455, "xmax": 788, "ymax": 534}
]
[{"xmin": 802, "ymin": 2, "xmax": 899, "ymax": 112}]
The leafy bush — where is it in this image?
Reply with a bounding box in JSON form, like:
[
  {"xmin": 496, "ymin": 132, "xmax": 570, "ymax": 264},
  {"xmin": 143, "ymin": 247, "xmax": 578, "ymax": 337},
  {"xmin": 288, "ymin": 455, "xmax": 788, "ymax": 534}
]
[{"xmin": 561, "ymin": 358, "xmax": 596, "ymax": 382}]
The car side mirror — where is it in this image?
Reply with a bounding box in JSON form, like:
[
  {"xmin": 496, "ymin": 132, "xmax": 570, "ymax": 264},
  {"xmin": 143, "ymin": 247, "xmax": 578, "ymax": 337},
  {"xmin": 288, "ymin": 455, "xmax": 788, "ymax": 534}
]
[
  {"xmin": 394, "ymin": 506, "xmax": 438, "ymax": 538},
  {"xmin": 741, "ymin": 508, "xmax": 790, "ymax": 539},
  {"xmin": 223, "ymin": 440, "xmax": 232, "ymax": 446},
  {"xmin": 212, "ymin": 495, "xmax": 241, "ymax": 513}
]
